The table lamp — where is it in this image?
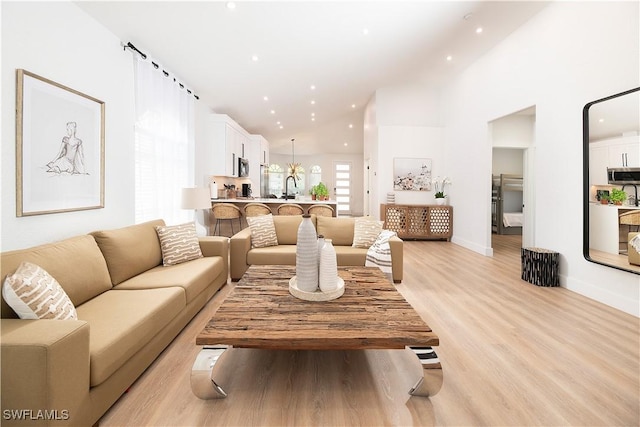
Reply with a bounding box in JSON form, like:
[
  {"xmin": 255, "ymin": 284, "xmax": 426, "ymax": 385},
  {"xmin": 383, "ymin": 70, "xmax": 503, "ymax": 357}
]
[{"xmin": 181, "ymin": 187, "xmax": 212, "ymax": 235}]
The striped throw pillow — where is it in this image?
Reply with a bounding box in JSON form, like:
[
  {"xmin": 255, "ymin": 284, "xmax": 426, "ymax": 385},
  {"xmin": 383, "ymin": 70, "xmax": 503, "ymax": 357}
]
[
  {"xmin": 155, "ymin": 222, "xmax": 203, "ymax": 266},
  {"xmin": 352, "ymin": 216, "xmax": 384, "ymax": 248},
  {"xmin": 247, "ymin": 214, "xmax": 278, "ymax": 248},
  {"xmin": 2, "ymin": 261, "xmax": 77, "ymax": 320}
]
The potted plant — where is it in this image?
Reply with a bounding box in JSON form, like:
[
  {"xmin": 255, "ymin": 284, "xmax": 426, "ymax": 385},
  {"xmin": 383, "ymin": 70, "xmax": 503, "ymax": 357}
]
[
  {"xmin": 600, "ymin": 193, "xmax": 610, "ymax": 205},
  {"xmin": 309, "ymin": 186, "xmax": 317, "ymax": 200},
  {"xmin": 610, "ymin": 188, "xmax": 627, "ymax": 206},
  {"xmin": 315, "ymin": 182, "xmax": 329, "ymax": 201},
  {"xmin": 433, "ymin": 176, "xmax": 451, "ymax": 205}
]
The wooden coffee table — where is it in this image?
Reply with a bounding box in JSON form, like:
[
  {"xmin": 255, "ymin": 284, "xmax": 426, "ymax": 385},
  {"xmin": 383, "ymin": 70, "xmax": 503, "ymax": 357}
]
[{"xmin": 191, "ymin": 265, "xmax": 442, "ymax": 399}]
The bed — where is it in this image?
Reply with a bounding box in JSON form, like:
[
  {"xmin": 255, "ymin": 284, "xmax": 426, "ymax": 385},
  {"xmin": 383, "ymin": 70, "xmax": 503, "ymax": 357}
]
[{"xmin": 492, "ymin": 174, "xmax": 523, "ymax": 235}]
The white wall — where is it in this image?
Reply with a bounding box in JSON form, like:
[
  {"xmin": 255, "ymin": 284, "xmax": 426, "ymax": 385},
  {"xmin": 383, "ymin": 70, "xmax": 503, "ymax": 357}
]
[
  {"xmin": 492, "ymin": 148, "xmax": 524, "ymax": 176},
  {"xmin": 442, "ymin": 1, "xmax": 640, "ymax": 315},
  {"xmin": 1, "ymin": 1, "xmax": 135, "ymax": 251}
]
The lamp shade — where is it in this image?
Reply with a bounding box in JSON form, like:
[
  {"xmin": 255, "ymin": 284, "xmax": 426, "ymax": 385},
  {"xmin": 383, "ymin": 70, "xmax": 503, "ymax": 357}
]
[{"xmin": 181, "ymin": 187, "xmax": 211, "ymax": 209}]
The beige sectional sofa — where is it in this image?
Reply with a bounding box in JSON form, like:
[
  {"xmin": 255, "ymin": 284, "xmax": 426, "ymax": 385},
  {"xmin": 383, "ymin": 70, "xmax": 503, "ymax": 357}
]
[
  {"xmin": 1, "ymin": 219, "xmax": 228, "ymax": 427},
  {"xmin": 230, "ymin": 215, "xmax": 403, "ymax": 283}
]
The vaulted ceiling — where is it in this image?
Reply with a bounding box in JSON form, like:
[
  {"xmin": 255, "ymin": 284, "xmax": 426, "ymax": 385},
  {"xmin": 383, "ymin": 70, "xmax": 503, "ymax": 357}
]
[{"xmin": 76, "ymin": 1, "xmax": 549, "ymax": 155}]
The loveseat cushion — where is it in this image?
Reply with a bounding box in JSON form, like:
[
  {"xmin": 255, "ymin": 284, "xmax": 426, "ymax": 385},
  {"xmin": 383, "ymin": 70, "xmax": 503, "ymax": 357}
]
[
  {"xmin": 273, "ymin": 215, "xmax": 317, "ymax": 245},
  {"xmin": 114, "ymin": 257, "xmax": 225, "ymax": 304},
  {"xmin": 317, "ymin": 216, "xmax": 355, "ymax": 246},
  {"xmin": 75, "ymin": 287, "xmax": 185, "ymax": 387},
  {"xmin": 247, "ymin": 245, "xmax": 297, "ymax": 266},
  {"xmin": 333, "ymin": 246, "xmax": 368, "ymax": 266},
  {"xmin": 1, "ymin": 235, "xmax": 112, "ymax": 318},
  {"xmin": 91, "ymin": 220, "xmax": 165, "ymax": 285}
]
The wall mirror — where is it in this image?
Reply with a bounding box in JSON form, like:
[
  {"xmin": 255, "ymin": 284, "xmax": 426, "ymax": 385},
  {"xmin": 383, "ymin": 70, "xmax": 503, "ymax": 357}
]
[{"xmin": 583, "ymin": 87, "xmax": 640, "ymax": 274}]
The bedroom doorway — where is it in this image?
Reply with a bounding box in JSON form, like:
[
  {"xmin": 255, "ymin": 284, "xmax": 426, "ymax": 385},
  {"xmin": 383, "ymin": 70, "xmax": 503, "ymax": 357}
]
[{"xmin": 489, "ymin": 106, "xmax": 536, "ymax": 253}]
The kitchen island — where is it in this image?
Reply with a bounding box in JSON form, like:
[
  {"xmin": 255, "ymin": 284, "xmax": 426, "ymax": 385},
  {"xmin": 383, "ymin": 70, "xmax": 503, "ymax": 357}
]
[{"xmin": 211, "ymin": 198, "xmax": 338, "ymax": 217}]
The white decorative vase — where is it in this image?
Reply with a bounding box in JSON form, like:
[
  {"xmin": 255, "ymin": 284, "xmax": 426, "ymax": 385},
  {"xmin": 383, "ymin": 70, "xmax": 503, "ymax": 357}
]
[
  {"xmin": 296, "ymin": 214, "xmax": 318, "ymax": 292},
  {"xmin": 317, "ymin": 235, "xmax": 325, "ymax": 267},
  {"xmin": 435, "ymin": 197, "xmax": 446, "ymax": 205},
  {"xmin": 319, "ymin": 239, "xmax": 338, "ymax": 293}
]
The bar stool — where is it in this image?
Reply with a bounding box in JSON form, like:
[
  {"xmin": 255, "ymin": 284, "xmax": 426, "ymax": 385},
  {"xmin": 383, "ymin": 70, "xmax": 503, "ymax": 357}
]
[
  {"xmin": 308, "ymin": 204, "xmax": 334, "ymax": 217},
  {"xmin": 277, "ymin": 203, "xmax": 304, "ymax": 215},
  {"xmin": 211, "ymin": 203, "xmax": 243, "ymax": 236},
  {"xmin": 244, "ymin": 202, "xmax": 272, "ymax": 217}
]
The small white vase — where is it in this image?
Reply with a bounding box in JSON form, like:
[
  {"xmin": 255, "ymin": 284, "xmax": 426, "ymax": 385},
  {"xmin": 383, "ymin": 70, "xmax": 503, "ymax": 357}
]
[
  {"xmin": 296, "ymin": 215, "xmax": 318, "ymax": 292},
  {"xmin": 435, "ymin": 197, "xmax": 446, "ymax": 205},
  {"xmin": 319, "ymin": 239, "xmax": 338, "ymax": 293},
  {"xmin": 317, "ymin": 235, "xmax": 325, "ymax": 268}
]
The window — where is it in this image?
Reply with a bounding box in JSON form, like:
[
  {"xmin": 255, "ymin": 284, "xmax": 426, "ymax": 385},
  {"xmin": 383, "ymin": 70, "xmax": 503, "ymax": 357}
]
[
  {"xmin": 268, "ymin": 164, "xmax": 284, "ymax": 197},
  {"xmin": 288, "ymin": 165, "xmax": 306, "ymax": 196},
  {"xmin": 309, "ymin": 165, "xmax": 322, "ymax": 190}
]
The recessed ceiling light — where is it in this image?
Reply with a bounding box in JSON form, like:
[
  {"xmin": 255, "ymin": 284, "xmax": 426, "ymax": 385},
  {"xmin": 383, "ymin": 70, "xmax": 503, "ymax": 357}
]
[
  {"xmin": 362, "ymin": 28, "xmax": 369, "ymax": 36},
  {"xmin": 251, "ymin": 55, "xmax": 259, "ymax": 62},
  {"xmin": 351, "ymin": 104, "xmax": 356, "ymax": 108},
  {"xmin": 311, "ymin": 118, "xmax": 315, "ymax": 122},
  {"xmin": 279, "ymin": 125, "xmax": 284, "ymax": 129},
  {"xmin": 276, "ymin": 121, "xmax": 281, "ymax": 125},
  {"xmin": 310, "ymin": 84, "xmax": 316, "ymax": 90},
  {"xmin": 263, "ymin": 96, "xmax": 269, "ymax": 101},
  {"xmin": 446, "ymin": 55, "xmax": 453, "ymax": 61},
  {"xmin": 310, "ymin": 100, "xmax": 315, "ymax": 105},
  {"xmin": 226, "ymin": 2, "xmax": 236, "ymax": 10},
  {"xmin": 344, "ymin": 143, "xmax": 348, "ymax": 146},
  {"xmin": 348, "ymin": 124, "xmax": 353, "ymax": 129},
  {"xmin": 270, "ymin": 110, "xmax": 275, "ymax": 114},
  {"xmin": 311, "ymin": 112, "xmax": 315, "ymax": 117},
  {"xmin": 476, "ymin": 27, "xmax": 483, "ymax": 34},
  {"xmin": 599, "ymin": 118, "xmax": 605, "ymax": 123}
]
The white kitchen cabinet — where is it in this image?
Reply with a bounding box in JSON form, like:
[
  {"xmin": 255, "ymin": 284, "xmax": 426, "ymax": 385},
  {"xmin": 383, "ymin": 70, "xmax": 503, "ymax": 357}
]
[
  {"xmin": 589, "ymin": 135, "xmax": 640, "ymax": 187},
  {"xmin": 206, "ymin": 114, "xmax": 248, "ymax": 177},
  {"xmin": 260, "ymin": 137, "xmax": 269, "ymax": 166}
]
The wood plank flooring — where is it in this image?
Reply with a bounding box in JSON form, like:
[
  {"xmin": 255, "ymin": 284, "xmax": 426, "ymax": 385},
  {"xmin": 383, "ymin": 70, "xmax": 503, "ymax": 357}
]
[{"xmin": 99, "ymin": 235, "xmax": 639, "ymax": 426}]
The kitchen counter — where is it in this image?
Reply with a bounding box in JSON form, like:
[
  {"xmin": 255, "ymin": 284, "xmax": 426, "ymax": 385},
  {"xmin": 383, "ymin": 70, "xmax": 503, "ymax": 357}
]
[{"xmin": 211, "ymin": 198, "xmax": 338, "ymax": 217}]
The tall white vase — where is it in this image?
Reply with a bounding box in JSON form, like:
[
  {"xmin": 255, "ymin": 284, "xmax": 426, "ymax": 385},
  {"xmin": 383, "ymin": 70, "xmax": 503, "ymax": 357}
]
[
  {"xmin": 319, "ymin": 239, "xmax": 338, "ymax": 293},
  {"xmin": 296, "ymin": 215, "xmax": 318, "ymax": 292}
]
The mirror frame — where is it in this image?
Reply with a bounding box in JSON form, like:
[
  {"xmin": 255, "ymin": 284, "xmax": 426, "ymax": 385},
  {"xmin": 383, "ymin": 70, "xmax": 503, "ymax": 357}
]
[{"xmin": 583, "ymin": 86, "xmax": 640, "ymax": 274}]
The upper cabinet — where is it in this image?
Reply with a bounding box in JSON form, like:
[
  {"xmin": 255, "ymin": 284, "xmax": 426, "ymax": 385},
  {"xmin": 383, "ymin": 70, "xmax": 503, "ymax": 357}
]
[
  {"xmin": 206, "ymin": 114, "xmax": 249, "ymax": 177},
  {"xmin": 589, "ymin": 135, "xmax": 640, "ymax": 185}
]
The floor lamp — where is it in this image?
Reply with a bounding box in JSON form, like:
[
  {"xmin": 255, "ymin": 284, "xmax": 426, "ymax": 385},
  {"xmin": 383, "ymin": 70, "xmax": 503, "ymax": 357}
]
[{"xmin": 181, "ymin": 187, "xmax": 212, "ymax": 236}]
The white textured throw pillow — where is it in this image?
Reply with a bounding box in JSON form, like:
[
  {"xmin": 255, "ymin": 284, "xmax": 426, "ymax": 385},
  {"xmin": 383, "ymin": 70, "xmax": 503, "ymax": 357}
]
[
  {"xmin": 247, "ymin": 214, "xmax": 279, "ymax": 248},
  {"xmin": 2, "ymin": 261, "xmax": 77, "ymax": 320},
  {"xmin": 155, "ymin": 222, "xmax": 203, "ymax": 266},
  {"xmin": 353, "ymin": 216, "xmax": 384, "ymax": 248}
]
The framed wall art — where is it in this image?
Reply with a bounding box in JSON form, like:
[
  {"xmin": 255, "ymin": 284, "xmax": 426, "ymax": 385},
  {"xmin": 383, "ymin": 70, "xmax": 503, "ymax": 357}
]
[
  {"xmin": 393, "ymin": 158, "xmax": 432, "ymax": 191},
  {"xmin": 16, "ymin": 69, "xmax": 105, "ymax": 216}
]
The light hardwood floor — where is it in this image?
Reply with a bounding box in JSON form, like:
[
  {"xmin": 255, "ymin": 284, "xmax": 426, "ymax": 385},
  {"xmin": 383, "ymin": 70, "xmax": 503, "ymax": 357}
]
[{"xmin": 100, "ymin": 235, "xmax": 639, "ymax": 426}]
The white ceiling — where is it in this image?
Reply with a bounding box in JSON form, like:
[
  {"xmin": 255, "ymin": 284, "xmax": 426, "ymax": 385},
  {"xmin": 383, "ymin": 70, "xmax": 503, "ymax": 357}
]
[{"xmin": 76, "ymin": 1, "xmax": 549, "ymax": 155}]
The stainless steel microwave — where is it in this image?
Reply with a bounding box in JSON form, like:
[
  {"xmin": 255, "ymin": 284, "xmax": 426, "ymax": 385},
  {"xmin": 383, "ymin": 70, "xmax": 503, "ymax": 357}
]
[{"xmin": 607, "ymin": 167, "xmax": 640, "ymax": 184}]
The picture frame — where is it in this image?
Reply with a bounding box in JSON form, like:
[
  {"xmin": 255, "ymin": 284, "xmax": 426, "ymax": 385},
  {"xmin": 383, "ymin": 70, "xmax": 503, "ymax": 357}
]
[
  {"xmin": 16, "ymin": 69, "xmax": 105, "ymax": 216},
  {"xmin": 393, "ymin": 158, "xmax": 432, "ymax": 191}
]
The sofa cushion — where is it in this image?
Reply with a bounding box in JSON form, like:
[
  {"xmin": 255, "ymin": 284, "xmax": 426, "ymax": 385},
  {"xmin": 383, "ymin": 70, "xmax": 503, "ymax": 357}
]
[
  {"xmin": 317, "ymin": 216, "xmax": 355, "ymax": 246},
  {"xmin": 75, "ymin": 287, "xmax": 185, "ymax": 387},
  {"xmin": 273, "ymin": 215, "xmax": 317, "ymax": 245},
  {"xmin": 155, "ymin": 222, "xmax": 203, "ymax": 266},
  {"xmin": 91, "ymin": 220, "xmax": 165, "ymax": 285},
  {"xmin": 247, "ymin": 214, "xmax": 278, "ymax": 248},
  {"xmin": 2, "ymin": 261, "xmax": 77, "ymax": 320},
  {"xmin": 1, "ymin": 235, "xmax": 112, "ymax": 318},
  {"xmin": 247, "ymin": 245, "xmax": 367, "ymax": 267},
  {"xmin": 353, "ymin": 217, "xmax": 384, "ymax": 248},
  {"xmin": 334, "ymin": 246, "xmax": 368, "ymax": 266},
  {"xmin": 114, "ymin": 257, "xmax": 225, "ymax": 304}
]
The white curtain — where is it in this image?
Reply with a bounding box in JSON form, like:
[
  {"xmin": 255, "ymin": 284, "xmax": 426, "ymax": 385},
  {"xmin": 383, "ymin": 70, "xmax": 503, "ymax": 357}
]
[{"xmin": 133, "ymin": 56, "xmax": 194, "ymax": 225}]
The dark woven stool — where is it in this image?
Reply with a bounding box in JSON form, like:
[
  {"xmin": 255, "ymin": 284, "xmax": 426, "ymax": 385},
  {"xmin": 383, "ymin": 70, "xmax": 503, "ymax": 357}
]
[{"xmin": 521, "ymin": 247, "xmax": 559, "ymax": 287}]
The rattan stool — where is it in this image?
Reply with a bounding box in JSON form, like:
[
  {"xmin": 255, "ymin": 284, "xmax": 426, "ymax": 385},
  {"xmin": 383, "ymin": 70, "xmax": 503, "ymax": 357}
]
[
  {"xmin": 244, "ymin": 202, "xmax": 272, "ymax": 217},
  {"xmin": 211, "ymin": 203, "xmax": 243, "ymax": 236},
  {"xmin": 277, "ymin": 203, "xmax": 304, "ymax": 215},
  {"xmin": 307, "ymin": 204, "xmax": 334, "ymax": 217}
]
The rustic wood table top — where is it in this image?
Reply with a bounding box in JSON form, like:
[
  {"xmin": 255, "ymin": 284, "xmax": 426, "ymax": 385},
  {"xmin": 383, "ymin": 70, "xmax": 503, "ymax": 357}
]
[{"xmin": 196, "ymin": 265, "xmax": 439, "ymax": 350}]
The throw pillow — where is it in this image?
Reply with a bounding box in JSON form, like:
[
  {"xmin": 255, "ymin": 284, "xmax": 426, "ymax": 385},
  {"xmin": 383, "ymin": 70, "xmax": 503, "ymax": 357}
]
[
  {"xmin": 155, "ymin": 222, "xmax": 203, "ymax": 266},
  {"xmin": 247, "ymin": 214, "xmax": 279, "ymax": 248},
  {"xmin": 353, "ymin": 216, "xmax": 384, "ymax": 248},
  {"xmin": 2, "ymin": 261, "xmax": 77, "ymax": 320}
]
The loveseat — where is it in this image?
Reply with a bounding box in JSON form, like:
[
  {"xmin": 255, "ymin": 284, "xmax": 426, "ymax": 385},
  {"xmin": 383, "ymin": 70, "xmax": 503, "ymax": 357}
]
[
  {"xmin": 1, "ymin": 219, "xmax": 228, "ymax": 427},
  {"xmin": 230, "ymin": 215, "xmax": 403, "ymax": 283}
]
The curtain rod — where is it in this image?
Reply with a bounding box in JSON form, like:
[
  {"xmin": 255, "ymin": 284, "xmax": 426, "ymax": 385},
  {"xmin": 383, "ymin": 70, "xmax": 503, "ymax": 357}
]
[{"xmin": 123, "ymin": 41, "xmax": 199, "ymax": 100}]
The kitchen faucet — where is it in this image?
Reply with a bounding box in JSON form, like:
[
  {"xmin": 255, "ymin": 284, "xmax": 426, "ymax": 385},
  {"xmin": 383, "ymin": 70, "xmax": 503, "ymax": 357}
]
[
  {"xmin": 285, "ymin": 175, "xmax": 297, "ymax": 200},
  {"xmin": 621, "ymin": 184, "xmax": 638, "ymax": 206}
]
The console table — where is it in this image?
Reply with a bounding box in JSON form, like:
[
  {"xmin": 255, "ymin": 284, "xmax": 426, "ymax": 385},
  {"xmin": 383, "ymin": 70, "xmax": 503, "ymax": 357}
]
[{"xmin": 380, "ymin": 204, "xmax": 453, "ymax": 241}]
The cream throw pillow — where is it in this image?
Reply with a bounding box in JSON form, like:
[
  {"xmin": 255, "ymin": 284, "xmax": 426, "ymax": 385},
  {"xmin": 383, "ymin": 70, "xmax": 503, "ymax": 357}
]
[
  {"xmin": 353, "ymin": 217, "xmax": 384, "ymax": 248},
  {"xmin": 2, "ymin": 261, "xmax": 77, "ymax": 320},
  {"xmin": 247, "ymin": 214, "xmax": 279, "ymax": 248},
  {"xmin": 155, "ymin": 222, "xmax": 203, "ymax": 266}
]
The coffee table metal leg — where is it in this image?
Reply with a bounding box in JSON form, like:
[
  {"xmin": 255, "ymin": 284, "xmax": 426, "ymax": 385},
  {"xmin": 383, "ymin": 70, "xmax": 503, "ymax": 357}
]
[
  {"xmin": 407, "ymin": 346, "xmax": 443, "ymax": 397},
  {"xmin": 191, "ymin": 345, "xmax": 230, "ymax": 399}
]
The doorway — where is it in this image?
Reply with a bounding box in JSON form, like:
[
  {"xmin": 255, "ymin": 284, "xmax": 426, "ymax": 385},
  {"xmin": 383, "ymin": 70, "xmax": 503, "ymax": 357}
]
[
  {"xmin": 333, "ymin": 161, "xmax": 352, "ymax": 215},
  {"xmin": 489, "ymin": 106, "xmax": 536, "ymax": 254}
]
